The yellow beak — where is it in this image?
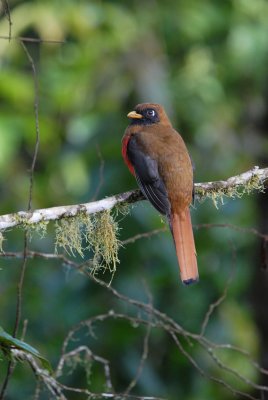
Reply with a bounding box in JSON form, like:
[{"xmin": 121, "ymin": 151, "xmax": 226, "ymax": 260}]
[{"xmin": 127, "ymin": 111, "xmax": 143, "ymax": 119}]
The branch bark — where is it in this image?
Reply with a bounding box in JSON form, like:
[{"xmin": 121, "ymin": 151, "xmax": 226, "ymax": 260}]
[{"xmin": 0, "ymin": 166, "xmax": 267, "ymax": 231}]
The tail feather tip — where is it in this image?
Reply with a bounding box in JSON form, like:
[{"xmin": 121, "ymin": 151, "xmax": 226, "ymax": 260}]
[{"xmin": 182, "ymin": 277, "xmax": 199, "ymax": 286}]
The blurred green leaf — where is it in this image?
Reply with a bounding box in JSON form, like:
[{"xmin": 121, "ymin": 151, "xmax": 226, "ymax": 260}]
[{"xmin": 0, "ymin": 327, "xmax": 52, "ymax": 373}]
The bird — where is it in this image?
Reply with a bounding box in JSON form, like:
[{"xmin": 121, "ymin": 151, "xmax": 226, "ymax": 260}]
[{"xmin": 122, "ymin": 103, "xmax": 198, "ymax": 285}]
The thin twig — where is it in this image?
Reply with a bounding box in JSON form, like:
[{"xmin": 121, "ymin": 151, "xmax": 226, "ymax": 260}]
[
  {"xmin": 20, "ymin": 40, "xmax": 40, "ymax": 211},
  {"xmin": 2, "ymin": 245, "xmax": 268, "ymax": 399},
  {"xmin": 195, "ymin": 222, "xmax": 268, "ymax": 240},
  {"xmin": 0, "ymin": 35, "xmax": 64, "ymax": 44},
  {"xmin": 0, "ymin": 40, "xmax": 41, "ymax": 400},
  {"xmin": 21, "ymin": 319, "xmax": 28, "ymax": 342},
  {"xmin": 91, "ymin": 144, "xmax": 105, "ymax": 201},
  {"xmin": 1, "ymin": 0, "xmax": 12, "ymax": 41},
  {"xmin": 169, "ymin": 332, "xmax": 259, "ymax": 400},
  {"xmin": 0, "ymin": 363, "xmax": 13, "ymax": 400},
  {"xmin": 200, "ymin": 241, "xmax": 236, "ymax": 336},
  {"xmin": 124, "ymin": 282, "xmax": 153, "ymax": 396},
  {"xmin": 122, "ymin": 228, "xmax": 166, "ymax": 245},
  {"xmin": 0, "ymin": 250, "xmax": 78, "ymax": 268},
  {"xmin": 12, "ymin": 40, "xmax": 40, "ymax": 335},
  {"xmin": 56, "ymin": 346, "xmax": 114, "ymax": 393},
  {"xmin": 33, "ymin": 380, "xmax": 42, "ymax": 400}
]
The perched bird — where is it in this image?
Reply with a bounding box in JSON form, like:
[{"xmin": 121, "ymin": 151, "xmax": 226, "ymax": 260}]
[{"xmin": 122, "ymin": 103, "xmax": 198, "ymax": 285}]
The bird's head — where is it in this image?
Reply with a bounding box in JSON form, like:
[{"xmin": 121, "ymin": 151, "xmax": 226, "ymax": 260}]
[{"xmin": 127, "ymin": 103, "xmax": 171, "ymax": 126}]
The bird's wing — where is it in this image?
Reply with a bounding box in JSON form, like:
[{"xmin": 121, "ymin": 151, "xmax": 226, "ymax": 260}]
[{"xmin": 126, "ymin": 135, "xmax": 170, "ymax": 216}]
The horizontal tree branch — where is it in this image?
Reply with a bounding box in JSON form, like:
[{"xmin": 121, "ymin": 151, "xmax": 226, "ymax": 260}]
[{"xmin": 0, "ymin": 166, "xmax": 267, "ymax": 231}]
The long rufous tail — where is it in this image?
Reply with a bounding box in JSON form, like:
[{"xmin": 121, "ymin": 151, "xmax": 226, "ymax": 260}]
[{"xmin": 170, "ymin": 209, "xmax": 198, "ymax": 285}]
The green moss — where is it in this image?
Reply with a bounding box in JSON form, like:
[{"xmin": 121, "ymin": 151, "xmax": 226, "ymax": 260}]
[
  {"xmin": 89, "ymin": 211, "xmax": 120, "ymax": 277},
  {"xmin": 13, "ymin": 216, "xmax": 49, "ymax": 241},
  {"xmin": 55, "ymin": 215, "xmax": 85, "ymax": 257},
  {"xmin": 26, "ymin": 220, "xmax": 49, "ymax": 240},
  {"xmin": 195, "ymin": 174, "xmax": 264, "ymax": 208},
  {"xmin": 114, "ymin": 202, "xmax": 131, "ymax": 217},
  {"xmin": 55, "ymin": 210, "xmax": 120, "ymax": 279}
]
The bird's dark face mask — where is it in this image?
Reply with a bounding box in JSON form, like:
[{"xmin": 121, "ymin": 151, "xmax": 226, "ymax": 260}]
[{"xmin": 127, "ymin": 108, "xmax": 160, "ymax": 125}]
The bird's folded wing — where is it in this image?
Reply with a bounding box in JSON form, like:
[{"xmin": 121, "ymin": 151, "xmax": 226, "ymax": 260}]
[{"xmin": 127, "ymin": 136, "xmax": 170, "ymax": 216}]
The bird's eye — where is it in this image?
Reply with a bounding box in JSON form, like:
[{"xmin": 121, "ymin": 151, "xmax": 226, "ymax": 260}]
[{"xmin": 146, "ymin": 109, "xmax": 156, "ymax": 118}]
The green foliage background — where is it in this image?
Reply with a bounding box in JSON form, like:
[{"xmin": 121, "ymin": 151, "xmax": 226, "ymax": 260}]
[{"xmin": 0, "ymin": 0, "xmax": 268, "ymax": 399}]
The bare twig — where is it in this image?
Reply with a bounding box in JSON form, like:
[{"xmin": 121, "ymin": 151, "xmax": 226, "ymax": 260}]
[
  {"xmin": 0, "ymin": 242, "xmax": 29, "ymax": 400},
  {"xmin": 0, "ymin": 250, "xmax": 78, "ymax": 267},
  {"xmin": 200, "ymin": 241, "xmax": 236, "ymax": 337},
  {"xmin": 12, "ymin": 41, "xmax": 40, "ymax": 335},
  {"xmin": 33, "ymin": 380, "xmax": 42, "ymax": 400},
  {"xmin": 124, "ymin": 282, "xmax": 153, "ymax": 396},
  {"xmin": 2, "ymin": 244, "xmax": 268, "ymax": 399},
  {"xmin": 195, "ymin": 222, "xmax": 268, "ymax": 240},
  {"xmin": 91, "ymin": 144, "xmax": 105, "ymax": 201},
  {"xmin": 0, "ymin": 35, "xmax": 64, "ymax": 44},
  {"xmin": 200, "ymin": 284, "xmax": 229, "ymax": 337},
  {"xmin": 169, "ymin": 332, "xmax": 259, "ymax": 400},
  {"xmin": 122, "ymin": 227, "xmax": 166, "ymax": 245},
  {"xmin": 0, "ymin": 40, "xmax": 41, "ymax": 400},
  {"xmin": 56, "ymin": 346, "xmax": 114, "ymax": 393},
  {"xmin": 0, "ymin": 363, "xmax": 13, "ymax": 400},
  {"xmin": 57, "ymin": 291, "xmax": 264, "ymax": 400},
  {"xmin": 11, "ymin": 349, "xmax": 67, "ymax": 399},
  {"xmin": 0, "ymin": 0, "xmax": 12, "ymax": 40},
  {"xmin": 21, "ymin": 319, "xmax": 28, "ymax": 342},
  {"xmin": 20, "ymin": 40, "xmax": 40, "ymax": 211},
  {"xmin": 0, "ymin": 166, "xmax": 267, "ymax": 231},
  {"xmin": 124, "ymin": 320, "xmax": 151, "ymax": 395}
]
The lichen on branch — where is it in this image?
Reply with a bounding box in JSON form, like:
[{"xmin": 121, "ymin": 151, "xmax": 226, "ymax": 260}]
[
  {"xmin": 54, "ymin": 210, "xmax": 120, "ymax": 276},
  {"xmin": 0, "ymin": 166, "xmax": 267, "ymax": 276},
  {"xmin": 0, "ymin": 166, "xmax": 267, "ymax": 232},
  {"xmin": 194, "ymin": 165, "xmax": 267, "ymax": 207}
]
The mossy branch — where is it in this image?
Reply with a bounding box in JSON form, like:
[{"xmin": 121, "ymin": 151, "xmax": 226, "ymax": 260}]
[{"xmin": 0, "ymin": 166, "xmax": 267, "ymax": 231}]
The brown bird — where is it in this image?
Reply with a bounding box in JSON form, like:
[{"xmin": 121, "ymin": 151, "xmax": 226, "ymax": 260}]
[{"xmin": 122, "ymin": 103, "xmax": 198, "ymax": 285}]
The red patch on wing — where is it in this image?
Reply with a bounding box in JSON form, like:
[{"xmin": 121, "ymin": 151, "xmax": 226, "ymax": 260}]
[{"xmin": 122, "ymin": 134, "xmax": 135, "ymax": 176}]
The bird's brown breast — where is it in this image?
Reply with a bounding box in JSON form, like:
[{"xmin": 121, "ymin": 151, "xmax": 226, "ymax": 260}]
[{"xmin": 124, "ymin": 124, "xmax": 193, "ymax": 213}]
